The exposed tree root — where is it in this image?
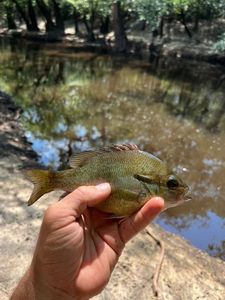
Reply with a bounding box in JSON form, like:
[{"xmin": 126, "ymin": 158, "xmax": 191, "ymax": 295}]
[{"xmin": 145, "ymin": 228, "xmax": 165, "ymax": 298}]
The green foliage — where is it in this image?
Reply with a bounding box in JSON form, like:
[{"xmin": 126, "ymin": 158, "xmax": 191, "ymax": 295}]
[
  {"xmin": 64, "ymin": 0, "xmax": 112, "ymax": 19},
  {"xmin": 132, "ymin": 0, "xmax": 168, "ymax": 28},
  {"xmin": 213, "ymin": 33, "xmax": 225, "ymax": 53},
  {"xmin": 126, "ymin": 0, "xmax": 225, "ymax": 30}
]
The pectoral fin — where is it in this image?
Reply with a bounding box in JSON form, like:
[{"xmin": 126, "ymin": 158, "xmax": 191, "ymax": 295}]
[
  {"xmin": 134, "ymin": 174, "xmax": 157, "ymax": 184},
  {"xmin": 134, "ymin": 174, "xmax": 160, "ymax": 195}
]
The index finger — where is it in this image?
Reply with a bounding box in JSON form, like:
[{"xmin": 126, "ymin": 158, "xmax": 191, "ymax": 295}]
[
  {"xmin": 118, "ymin": 197, "xmax": 164, "ymax": 243},
  {"xmin": 56, "ymin": 183, "xmax": 111, "ymax": 217}
]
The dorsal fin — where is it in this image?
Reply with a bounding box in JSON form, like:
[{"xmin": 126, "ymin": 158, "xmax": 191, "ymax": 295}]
[
  {"xmin": 99, "ymin": 144, "xmax": 139, "ymax": 153},
  {"xmin": 69, "ymin": 144, "xmax": 139, "ymax": 168},
  {"xmin": 69, "ymin": 150, "xmax": 101, "ymax": 168}
]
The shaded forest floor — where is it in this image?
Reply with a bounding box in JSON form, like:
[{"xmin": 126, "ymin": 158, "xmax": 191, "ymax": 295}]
[
  {"xmin": 1, "ymin": 18, "xmax": 225, "ymax": 64},
  {"xmin": 1, "ymin": 91, "xmax": 225, "ymax": 299}
]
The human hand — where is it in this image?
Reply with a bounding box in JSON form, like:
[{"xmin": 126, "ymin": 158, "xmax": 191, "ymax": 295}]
[{"xmin": 14, "ymin": 183, "xmax": 164, "ymax": 300}]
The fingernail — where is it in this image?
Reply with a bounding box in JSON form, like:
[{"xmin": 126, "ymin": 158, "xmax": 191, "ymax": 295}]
[
  {"xmin": 153, "ymin": 197, "xmax": 164, "ymax": 202},
  {"xmin": 96, "ymin": 183, "xmax": 111, "ymax": 191}
]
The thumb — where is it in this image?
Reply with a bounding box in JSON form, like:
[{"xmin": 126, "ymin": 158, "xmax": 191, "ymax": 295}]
[
  {"xmin": 119, "ymin": 197, "xmax": 164, "ymax": 243},
  {"xmin": 57, "ymin": 183, "xmax": 111, "ymax": 217}
]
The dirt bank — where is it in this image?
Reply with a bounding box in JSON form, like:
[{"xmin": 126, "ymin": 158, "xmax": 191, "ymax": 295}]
[{"xmin": 0, "ymin": 91, "xmax": 225, "ymax": 299}]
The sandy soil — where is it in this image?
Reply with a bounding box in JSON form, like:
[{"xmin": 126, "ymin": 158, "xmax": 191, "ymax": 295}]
[{"xmin": 0, "ymin": 91, "xmax": 55, "ymax": 298}]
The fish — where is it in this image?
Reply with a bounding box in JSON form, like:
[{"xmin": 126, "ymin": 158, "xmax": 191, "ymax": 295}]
[{"xmin": 25, "ymin": 144, "xmax": 190, "ymax": 216}]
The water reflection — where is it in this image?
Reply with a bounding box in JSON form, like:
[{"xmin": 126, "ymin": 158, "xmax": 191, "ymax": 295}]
[
  {"xmin": 158, "ymin": 211, "xmax": 225, "ymax": 260},
  {"xmin": 25, "ymin": 124, "xmax": 102, "ymax": 169},
  {"xmin": 0, "ymin": 38, "xmax": 225, "ymax": 259},
  {"xmin": 25, "ymin": 132, "xmax": 69, "ymax": 169}
]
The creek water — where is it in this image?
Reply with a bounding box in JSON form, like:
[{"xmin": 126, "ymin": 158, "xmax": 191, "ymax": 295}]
[{"xmin": 1, "ymin": 37, "xmax": 225, "ymax": 260}]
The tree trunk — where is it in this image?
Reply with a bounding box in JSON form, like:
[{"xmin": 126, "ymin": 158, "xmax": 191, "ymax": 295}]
[
  {"xmin": 89, "ymin": 9, "xmax": 95, "ymax": 40},
  {"xmin": 73, "ymin": 8, "xmax": 80, "ymax": 36},
  {"xmin": 193, "ymin": 8, "xmax": 199, "ymax": 32},
  {"xmin": 159, "ymin": 16, "xmax": 164, "ymax": 38},
  {"xmin": 5, "ymin": 4, "xmax": 17, "ymax": 30},
  {"xmin": 52, "ymin": 0, "xmax": 64, "ymax": 35},
  {"xmin": 140, "ymin": 20, "xmax": 146, "ymax": 31},
  {"xmin": 112, "ymin": 1, "xmax": 128, "ymax": 53},
  {"xmin": 28, "ymin": 0, "xmax": 39, "ymax": 31},
  {"xmin": 180, "ymin": 9, "xmax": 192, "ymax": 38},
  {"xmin": 83, "ymin": 16, "xmax": 95, "ymax": 42},
  {"xmin": 100, "ymin": 16, "xmax": 110, "ymax": 35},
  {"xmin": 13, "ymin": 0, "xmax": 31, "ymax": 31},
  {"xmin": 35, "ymin": 0, "xmax": 55, "ymax": 32}
]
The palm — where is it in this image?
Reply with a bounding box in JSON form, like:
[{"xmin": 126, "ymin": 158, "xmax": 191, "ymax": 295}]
[
  {"xmin": 35, "ymin": 186, "xmax": 163, "ymax": 300},
  {"xmin": 39, "ymin": 206, "xmax": 125, "ymax": 298},
  {"xmin": 73, "ymin": 209, "xmax": 125, "ymax": 297}
]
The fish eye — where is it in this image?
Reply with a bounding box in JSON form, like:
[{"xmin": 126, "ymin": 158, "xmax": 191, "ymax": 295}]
[{"xmin": 167, "ymin": 176, "xmax": 179, "ymax": 189}]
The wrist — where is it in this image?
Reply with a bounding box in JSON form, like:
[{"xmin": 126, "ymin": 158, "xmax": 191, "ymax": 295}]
[
  {"xmin": 30, "ymin": 264, "xmax": 77, "ymax": 300},
  {"xmin": 10, "ymin": 268, "xmax": 34, "ymax": 300}
]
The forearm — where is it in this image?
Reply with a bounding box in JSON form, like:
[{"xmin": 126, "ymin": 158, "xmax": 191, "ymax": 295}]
[{"xmin": 10, "ymin": 267, "xmax": 76, "ymax": 300}]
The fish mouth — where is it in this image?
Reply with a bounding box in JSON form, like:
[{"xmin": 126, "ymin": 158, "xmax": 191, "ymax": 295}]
[
  {"xmin": 183, "ymin": 188, "xmax": 192, "ymax": 202},
  {"xmin": 163, "ymin": 199, "xmax": 184, "ymax": 210},
  {"xmin": 163, "ymin": 189, "xmax": 192, "ymax": 211}
]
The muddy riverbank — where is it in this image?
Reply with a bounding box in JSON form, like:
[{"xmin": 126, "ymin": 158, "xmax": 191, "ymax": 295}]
[{"xmin": 1, "ymin": 91, "xmax": 225, "ymax": 299}]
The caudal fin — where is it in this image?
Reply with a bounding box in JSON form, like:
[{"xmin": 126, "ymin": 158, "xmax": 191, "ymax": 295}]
[{"xmin": 25, "ymin": 169, "xmax": 54, "ymax": 206}]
